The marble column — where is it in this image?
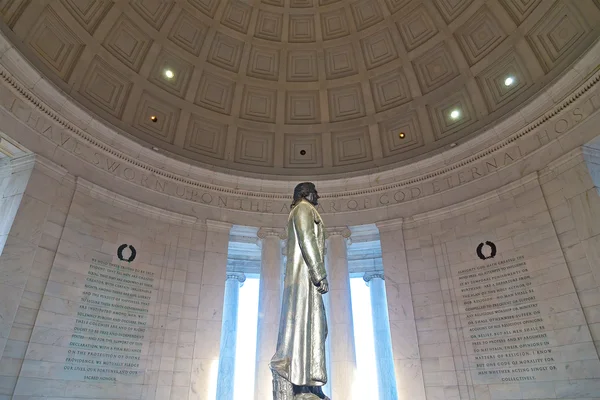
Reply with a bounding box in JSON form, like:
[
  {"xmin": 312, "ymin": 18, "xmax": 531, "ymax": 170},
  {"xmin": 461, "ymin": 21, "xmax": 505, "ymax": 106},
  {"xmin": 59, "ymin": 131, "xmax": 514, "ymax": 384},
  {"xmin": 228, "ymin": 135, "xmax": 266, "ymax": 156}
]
[
  {"xmin": 322, "ymin": 249, "xmax": 333, "ymax": 399},
  {"xmin": 254, "ymin": 227, "xmax": 285, "ymax": 400},
  {"xmin": 0, "ymin": 155, "xmax": 34, "ymax": 357},
  {"xmin": 191, "ymin": 219, "xmax": 232, "ymax": 400},
  {"xmin": 325, "ymin": 227, "xmax": 357, "ymax": 399},
  {"xmin": 216, "ymin": 272, "xmax": 246, "ymax": 400},
  {"xmin": 376, "ymin": 218, "xmax": 425, "ymax": 400},
  {"xmin": 364, "ymin": 272, "xmax": 398, "ymax": 400}
]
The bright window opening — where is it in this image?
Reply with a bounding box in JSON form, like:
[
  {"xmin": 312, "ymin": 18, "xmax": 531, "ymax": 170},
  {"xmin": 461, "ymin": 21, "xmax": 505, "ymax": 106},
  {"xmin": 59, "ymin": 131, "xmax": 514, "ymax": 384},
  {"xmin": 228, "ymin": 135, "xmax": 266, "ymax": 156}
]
[
  {"xmin": 350, "ymin": 276, "xmax": 379, "ymax": 400},
  {"xmin": 233, "ymin": 276, "xmax": 260, "ymax": 400}
]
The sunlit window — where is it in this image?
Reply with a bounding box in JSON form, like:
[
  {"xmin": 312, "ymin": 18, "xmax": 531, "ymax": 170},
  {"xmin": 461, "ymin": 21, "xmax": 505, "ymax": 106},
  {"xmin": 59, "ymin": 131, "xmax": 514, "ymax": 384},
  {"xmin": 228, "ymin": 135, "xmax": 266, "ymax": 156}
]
[
  {"xmin": 233, "ymin": 276, "xmax": 260, "ymax": 400},
  {"xmin": 350, "ymin": 276, "xmax": 379, "ymax": 400}
]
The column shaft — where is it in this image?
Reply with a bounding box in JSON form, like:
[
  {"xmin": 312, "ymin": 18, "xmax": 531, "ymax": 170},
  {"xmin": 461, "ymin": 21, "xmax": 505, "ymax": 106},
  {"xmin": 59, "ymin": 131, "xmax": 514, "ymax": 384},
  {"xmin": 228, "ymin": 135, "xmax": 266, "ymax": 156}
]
[
  {"xmin": 326, "ymin": 228, "xmax": 357, "ymax": 399},
  {"xmin": 365, "ymin": 274, "xmax": 398, "ymax": 400},
  {"xmin": 254, "ymin": 229, "xmax": 284, "ymax": 400},
  {"xmin": 192, "ymin": 220, "xmax": 232, "ymax": 400},
  {"xmin": 322, "ymin": 260, "xmax": 333, "ymax": 399},
  {"xmin": 377, "ymin": 218, "xmax": 425, "ymax": 400},
  {"xmin": 216, "ymin": 273, "xmax": 245, "ymax": 400}
]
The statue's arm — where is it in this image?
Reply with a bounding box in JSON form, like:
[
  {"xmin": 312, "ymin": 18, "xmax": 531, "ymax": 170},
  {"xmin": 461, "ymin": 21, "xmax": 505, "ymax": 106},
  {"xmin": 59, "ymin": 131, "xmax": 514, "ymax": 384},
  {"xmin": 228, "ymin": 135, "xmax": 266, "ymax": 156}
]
[{"xmin": 293, "ymin": 204, "xmax": 327, "ymax": 286}]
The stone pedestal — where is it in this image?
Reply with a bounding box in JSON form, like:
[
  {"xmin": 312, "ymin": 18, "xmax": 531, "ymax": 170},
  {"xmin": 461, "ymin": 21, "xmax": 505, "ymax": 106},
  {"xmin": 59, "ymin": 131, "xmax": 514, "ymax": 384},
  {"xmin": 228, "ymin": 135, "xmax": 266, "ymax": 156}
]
[{"xmin": 216, "ymin": 272, "xmax": 246, "ymax": 400}]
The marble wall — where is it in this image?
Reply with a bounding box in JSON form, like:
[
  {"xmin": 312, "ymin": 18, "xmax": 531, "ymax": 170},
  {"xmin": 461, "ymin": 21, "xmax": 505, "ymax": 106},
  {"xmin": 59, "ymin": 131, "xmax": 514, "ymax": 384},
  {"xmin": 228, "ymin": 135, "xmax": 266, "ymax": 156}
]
[
  {"xmin": 0, "ymin": 31, "xmax": 598, "ymax": 397},
  {"xmin": 399, "ymin": 171, "xmax": 600, "ymax": 399},
  {"xmin": 1, "ymin": 174, "xmax": 232, "ymax": 400},
  {"xmin": 544, "ymin": 146, "xmax": 600, "ymax": 359},
  {"xmin": 0, "ymin": 154, "xmax": 600, "ymax": 400},
  {"xmin": 377, "ymin": 219, "xmax": 425, "ymax": 400},
  {"xmin": 0, "ymin": 157, "xmax": 75, "ymax": 399},
  {"xmin": 0, "ymin": 155, "xmax": 33, "ymax": 266}
]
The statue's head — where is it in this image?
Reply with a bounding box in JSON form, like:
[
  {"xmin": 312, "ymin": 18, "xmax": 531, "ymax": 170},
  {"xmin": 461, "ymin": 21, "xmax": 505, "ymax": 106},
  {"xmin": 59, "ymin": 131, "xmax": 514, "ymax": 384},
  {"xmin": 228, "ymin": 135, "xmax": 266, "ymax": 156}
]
[{"xmin": 292, "ymin": 182, "xmax": 319, "ymax": 207}]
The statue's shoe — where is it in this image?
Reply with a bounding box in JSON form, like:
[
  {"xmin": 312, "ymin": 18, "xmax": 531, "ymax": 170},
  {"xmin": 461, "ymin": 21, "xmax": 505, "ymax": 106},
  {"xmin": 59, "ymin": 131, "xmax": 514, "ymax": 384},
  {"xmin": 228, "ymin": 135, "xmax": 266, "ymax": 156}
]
[
  {"xmin": 294, "ymin": 385, "xmax": 329, "ymax": 400},
  {"xmin": 310, "ymin": 386, "xmax": 329, "ymax": 400}
]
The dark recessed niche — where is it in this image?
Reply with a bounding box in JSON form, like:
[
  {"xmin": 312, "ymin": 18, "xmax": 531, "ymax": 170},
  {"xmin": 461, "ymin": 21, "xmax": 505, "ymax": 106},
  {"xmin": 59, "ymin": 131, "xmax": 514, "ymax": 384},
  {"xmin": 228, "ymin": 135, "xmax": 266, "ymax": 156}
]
[{"xmin": 300, "ymin": 150, "xmax": 306, "ymax": 155}]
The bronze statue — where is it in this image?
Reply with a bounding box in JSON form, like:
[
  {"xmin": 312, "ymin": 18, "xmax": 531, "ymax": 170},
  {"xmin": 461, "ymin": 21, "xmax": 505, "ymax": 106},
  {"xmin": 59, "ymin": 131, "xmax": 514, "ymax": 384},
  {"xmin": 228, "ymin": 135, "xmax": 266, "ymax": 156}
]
[{"xmin": 270, "ymin": 182, "xmax": 330, "ymax": 400}]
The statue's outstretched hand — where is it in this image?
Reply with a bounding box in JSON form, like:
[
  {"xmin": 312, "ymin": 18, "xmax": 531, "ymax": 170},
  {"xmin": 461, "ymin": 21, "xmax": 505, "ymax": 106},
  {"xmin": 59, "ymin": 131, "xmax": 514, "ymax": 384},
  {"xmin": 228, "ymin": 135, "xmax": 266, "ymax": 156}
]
[{"xmin": 316, "ymin": 278, "xmax": 329, "ymax": 294}]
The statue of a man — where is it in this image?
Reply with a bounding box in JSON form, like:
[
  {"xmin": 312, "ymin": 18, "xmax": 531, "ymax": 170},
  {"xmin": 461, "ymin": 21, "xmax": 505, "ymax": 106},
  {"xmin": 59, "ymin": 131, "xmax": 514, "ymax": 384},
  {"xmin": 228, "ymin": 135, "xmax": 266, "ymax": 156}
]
[{"xmin": 270, "ymin": 182, "xmax": 330, "ymax": 400}]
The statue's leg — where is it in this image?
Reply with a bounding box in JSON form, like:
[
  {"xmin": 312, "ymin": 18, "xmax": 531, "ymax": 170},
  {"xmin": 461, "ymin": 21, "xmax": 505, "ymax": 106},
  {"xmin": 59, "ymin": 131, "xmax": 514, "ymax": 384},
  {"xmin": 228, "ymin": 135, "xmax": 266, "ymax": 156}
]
[{"xmin": 272, "ymin": 371, "xmax": 294, "ymax": 400}]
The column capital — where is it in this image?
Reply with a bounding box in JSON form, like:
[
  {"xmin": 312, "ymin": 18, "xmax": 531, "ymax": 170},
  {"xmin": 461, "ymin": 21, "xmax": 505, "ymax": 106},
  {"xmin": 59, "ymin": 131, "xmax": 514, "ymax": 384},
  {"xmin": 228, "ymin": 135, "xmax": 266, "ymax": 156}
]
[
  {"xmin": 375, "ymin": 217, "xmax": 404, "ymax": 232},
  {"xmin": 325, "ymin": 226, "xmax": 351, "ymax": 240},
  {"xmin": 226, "ymin": 271, "xmax": 246, "ymax": 283},
  {"xmin": 258, "ymin": 227, "xmax": 287, "ymax": 240},
  {"xmin": 363, "ymin": 272, "xmax": 385, "ymax": 283},
  {"xmin": 206, "ymin": 219, "xmax": 233, "ymax": 233}
]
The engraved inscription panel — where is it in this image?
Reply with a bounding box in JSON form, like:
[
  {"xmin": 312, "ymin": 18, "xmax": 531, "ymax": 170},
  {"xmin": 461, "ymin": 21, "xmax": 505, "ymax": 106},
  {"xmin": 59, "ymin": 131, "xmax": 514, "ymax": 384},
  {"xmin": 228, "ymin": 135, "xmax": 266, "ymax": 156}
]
[{"xmin": 63, "ymin": 259, "xmax": 156, "ymax": 382}]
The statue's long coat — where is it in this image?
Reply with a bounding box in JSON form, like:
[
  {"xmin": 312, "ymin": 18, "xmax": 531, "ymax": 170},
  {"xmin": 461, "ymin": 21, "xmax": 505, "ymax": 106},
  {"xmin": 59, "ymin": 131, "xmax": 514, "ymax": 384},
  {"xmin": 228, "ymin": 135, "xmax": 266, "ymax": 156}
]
[{"xmin": 270, "ymin": 199, "xmax": 328, "ymax": 387}]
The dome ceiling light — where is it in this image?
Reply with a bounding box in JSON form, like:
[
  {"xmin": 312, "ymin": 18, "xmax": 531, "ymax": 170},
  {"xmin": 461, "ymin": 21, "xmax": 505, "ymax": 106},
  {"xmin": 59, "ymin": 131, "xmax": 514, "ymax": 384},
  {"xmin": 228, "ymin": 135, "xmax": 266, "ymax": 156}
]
[
  {"xmin": 164, "ymin": 69, "xmax": 174, "ymax": 79},
  {"xmin": 300, "ymin": 150, "xmax": 307, "ymax": 155},
  {"xmin": 150, "ymin": 115, "xmax": 158, "ymax": 123},
  {"xmin": 450, "ymin": 109, "xmax": 461, "ymax": 120},
  {"xmin": 398, "ymin": 132, "xmax": 406, "ymax": 139},
  {"xmin": 504, "ymin": 76, "xmax": 515, "ymax": 86}
]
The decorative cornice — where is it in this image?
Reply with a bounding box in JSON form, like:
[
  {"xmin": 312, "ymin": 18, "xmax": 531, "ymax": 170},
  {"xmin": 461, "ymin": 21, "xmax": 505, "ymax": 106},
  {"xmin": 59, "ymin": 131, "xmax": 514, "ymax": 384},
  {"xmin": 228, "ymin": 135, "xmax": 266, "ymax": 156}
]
[
  {"xmin": 0, "ymin": 30, "xmax": 597, "ymax": 205},
  {"xmin": 205, "ymin": 219, "xmax": 233, "ymax": 233},
  {"xmin": 33, "ymin": 154, "xmax": 70, "ymax": 182},
  {"xmin": 5, "ymin": 153, "xmax": 35, "ymax": 173},
  {"xmin": 404, "ymin": 172, "xmax": 540, "ymax": 228},
  {"xmin": 75, "ymin": 177, "xmax": 197, "ymax": 225},
  {"xmin": 538, "ymin": 147, "xmax": 585, "ymax": 183},
  {"xmin": 582, "ymin": 144, "xmax": 600, "ymax": 164},
  {"xmin": 363, "ymin": 272, "xmax": 385, "ymax": 283},
  {"xmin": 375, "ymin": 217, "xmax": 403, "ymax": 232}
]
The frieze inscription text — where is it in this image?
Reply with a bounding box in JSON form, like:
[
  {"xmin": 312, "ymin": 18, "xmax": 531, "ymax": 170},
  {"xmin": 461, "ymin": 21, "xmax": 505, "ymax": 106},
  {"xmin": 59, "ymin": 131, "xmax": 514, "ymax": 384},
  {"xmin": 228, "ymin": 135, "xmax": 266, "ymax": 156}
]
[{"xmin": 6, "ymin": 81, "xmax": 600, "ymax": 215}]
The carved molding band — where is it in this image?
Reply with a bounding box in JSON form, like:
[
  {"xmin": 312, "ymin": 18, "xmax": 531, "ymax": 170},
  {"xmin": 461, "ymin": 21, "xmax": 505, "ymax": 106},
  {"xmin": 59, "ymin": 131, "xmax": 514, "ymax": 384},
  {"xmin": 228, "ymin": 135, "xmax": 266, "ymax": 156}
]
[
  {"xmin": 0, "ymin": 33, "xmax": 599, "ymax": 216},
  {"xmin": 258, "ymin": 227, "xmax": 287, "ymax": 240},
  {"xmin": 226, "ymin": 272, "xmax": 246, "ymax": 283}
]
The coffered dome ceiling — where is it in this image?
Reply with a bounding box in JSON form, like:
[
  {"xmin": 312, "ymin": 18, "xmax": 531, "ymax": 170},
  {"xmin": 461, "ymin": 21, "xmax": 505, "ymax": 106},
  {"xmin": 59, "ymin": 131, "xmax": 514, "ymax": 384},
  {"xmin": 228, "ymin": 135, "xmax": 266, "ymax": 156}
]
[{"xmin": 1, "ymin": 0, "xmax": 599, "ymax": 177}]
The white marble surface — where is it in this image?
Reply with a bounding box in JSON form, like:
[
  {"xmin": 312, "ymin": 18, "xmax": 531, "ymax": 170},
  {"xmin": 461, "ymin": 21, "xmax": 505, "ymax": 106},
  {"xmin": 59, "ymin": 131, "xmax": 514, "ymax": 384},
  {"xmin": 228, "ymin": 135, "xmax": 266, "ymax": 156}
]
[
  {"xmin": 1, "ymin": 153, "xmax": 600, "ymax": 400},
  {"xmin": 254, "ymin": 229, "xmax": 284, "ymax": 400},
  {"xmin": 365, "ymin": 275, "xmax": 399, "ymax": 400},
  {"xmin": 216, "ymin": 272, "xmax": 244, "ymax": 400},
  {"xmin": 0, "ymin": 178, "xmax": 231, "ymax": 400},
  {"xmin": 401, "ymin": 172, "xmax": 600, "ymax": 399},
  {"xmin": 0, "ymin": 28, "xmax": 598, "ymax": 397},
  {"xmin": 325, "ymin": 229, "xmax": 357, "ymax": 400}
]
